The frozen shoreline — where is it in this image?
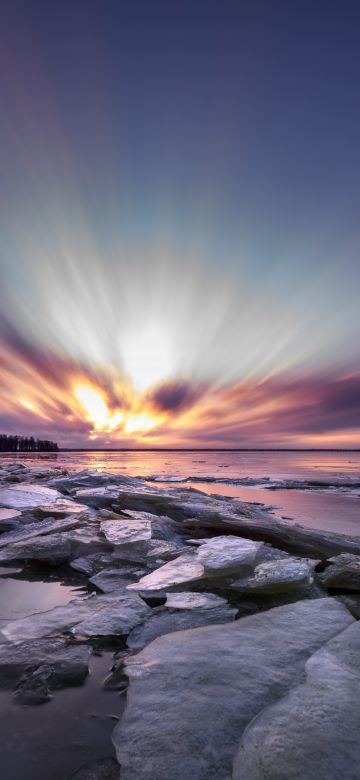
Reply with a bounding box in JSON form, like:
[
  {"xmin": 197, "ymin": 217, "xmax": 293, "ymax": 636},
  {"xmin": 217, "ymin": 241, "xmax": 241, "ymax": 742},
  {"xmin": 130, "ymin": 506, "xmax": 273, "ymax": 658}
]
[{"xmin": 1, "ymin": 461, "xmax": 360, "ymax": 779}]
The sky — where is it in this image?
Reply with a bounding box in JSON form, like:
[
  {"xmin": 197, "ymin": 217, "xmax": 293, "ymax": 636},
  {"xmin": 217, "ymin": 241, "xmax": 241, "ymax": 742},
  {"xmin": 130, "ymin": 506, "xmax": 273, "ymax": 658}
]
[{"xmin": 0, "ymin": 0, "xmax": 359, "ymax": 448}]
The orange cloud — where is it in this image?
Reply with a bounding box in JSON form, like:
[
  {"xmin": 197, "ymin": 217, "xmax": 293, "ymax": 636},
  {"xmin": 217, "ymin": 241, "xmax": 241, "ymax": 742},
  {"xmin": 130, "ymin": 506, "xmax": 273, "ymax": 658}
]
[{"xmin": 0, "ymin": 318, "xmax": 359, "ymax": 449}]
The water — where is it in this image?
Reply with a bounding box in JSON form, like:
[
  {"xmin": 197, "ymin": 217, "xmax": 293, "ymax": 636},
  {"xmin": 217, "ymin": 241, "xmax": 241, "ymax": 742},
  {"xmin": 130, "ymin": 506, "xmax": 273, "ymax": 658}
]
[
  {"xmin": 1, "ymin": 449, "xmax": 360, "ymax": 535},
  {"xmin": 0, "ymin": 650, "xmax": 121, "ymax": 780},
  {"xmin": 0, "ymin": 571, "xmax": 122, "ymax": 780},
  {"xmin": 2, "ymin": 448, "xmax": 360, "ymax": 481},
  {"xmin": 0, "ymin": 573, "xmax": 87, "ymax": 622}
]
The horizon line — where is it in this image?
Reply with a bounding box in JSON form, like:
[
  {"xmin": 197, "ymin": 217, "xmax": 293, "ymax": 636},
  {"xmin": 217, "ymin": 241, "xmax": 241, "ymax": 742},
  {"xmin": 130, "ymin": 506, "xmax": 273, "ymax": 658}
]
[{"xmin": 44, "ymin": 447, "xmax": 360, "ymax": 452}]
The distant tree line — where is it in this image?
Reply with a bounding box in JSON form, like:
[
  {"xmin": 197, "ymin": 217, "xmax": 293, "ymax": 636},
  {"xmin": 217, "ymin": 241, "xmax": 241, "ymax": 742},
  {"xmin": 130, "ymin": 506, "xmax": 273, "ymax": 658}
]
[{"xmin": 0, "ymin": 435, "xmax": 58, "ymax": 452}]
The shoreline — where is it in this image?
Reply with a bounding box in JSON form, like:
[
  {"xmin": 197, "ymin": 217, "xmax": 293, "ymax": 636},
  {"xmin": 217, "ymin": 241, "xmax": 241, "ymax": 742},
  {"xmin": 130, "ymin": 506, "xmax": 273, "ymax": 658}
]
[
  {"xmin": 0, "ymin": 462, "xmax": 360, "ymax": 778},
  {"xmin": 1, "ymin": 447, "xmax": 360, "ymax": 452}
]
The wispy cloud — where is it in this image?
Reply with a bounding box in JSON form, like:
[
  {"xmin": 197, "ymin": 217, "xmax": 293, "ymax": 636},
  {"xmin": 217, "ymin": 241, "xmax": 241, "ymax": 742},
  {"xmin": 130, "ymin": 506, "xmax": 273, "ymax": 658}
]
[{"xmin": 0, "ymin": 316, "xmax": 359, "ymax": 447}]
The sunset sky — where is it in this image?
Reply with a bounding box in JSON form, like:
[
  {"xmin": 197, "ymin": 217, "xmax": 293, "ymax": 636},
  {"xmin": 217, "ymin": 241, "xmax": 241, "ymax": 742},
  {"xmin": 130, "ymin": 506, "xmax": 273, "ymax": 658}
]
[{"xmin": 0, "ymin": 0, "xmax": 359, "ymax": 448}]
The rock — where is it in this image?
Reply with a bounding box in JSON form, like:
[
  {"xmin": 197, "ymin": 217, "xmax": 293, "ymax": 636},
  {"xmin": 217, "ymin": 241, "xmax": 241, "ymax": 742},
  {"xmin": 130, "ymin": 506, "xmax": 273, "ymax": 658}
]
[
  {"xmin": 0, "ymin": 484, "xmax": 62, "ymax": 510},
  {"xmin": 33, "ymin": 499, "xmax": 89, "ymax": 518},
  {"xmin": 1, "ymin": 596, "xmax": 101, "ymax": 641},
  {"xmin": 180, "ymin": 503, "xmax": 360, "ymax": 560},
  {"xmin": 0, "ymin": 636, "xmax": 67, "ymax": 686},
  {"xmin": 0, "ymin": 514, "xmax": 83, "ymax": 549},
  {"xmin": 14, "ymin": 664, "xmax": 52, "ymax": 704},
  {"xmin": 90, "ymin": 569, "xmax": 136, "ymax": 593},
  {"xmin": 4, "ymin": 463, "xmax": 27, "ymax": 472},
  {"xmin": 29, "ymin": 465, "xmax": 66, "ymax": 478},
  {"xmin": 110, "ymin": 541, "xmax": 154, "ymax": 563},
  {"xmin": 165, "ymin": 591, "xmax": 229, "ymax": 609},
  {"xmin": 319, "ymin": 553, "xmax": 360, "ymax": 591},
  {"xmin": 231, "ymin": 558, "xmax": 317, "ymax": 595},
  {"xmin": 48, "ymin": 470, "xmax": 121, "ymax": 493},
  {"xmin": 103, "ymin": 650, "xmax": 130, "ymax": 691},
  {"xmin": 0, "ymin": 533, "xmax": 74, "ymax": 565},
  {"xmin": 14, "ymin": 644, "xmax": 91, "ymax": 705},
  {"xmin": 73, "ymin": 487, "xmax": 126, "ymax": 508},
  {"xmin": 133, "ymin": 511, "xmax": 183, "ymax": 544},
  {"xmin": 70, "ymin": 552, "xmax": 121, "ymax": 576},
  {"xmin": 1, "ymin": 590, "xmax": 150, "ymax": 643},
  {"xmin": 256, "ymin": 544, "xmax": 293, "ymax": 563},
  {"xmin": 73, "ymin": 482, "xmax": 184, "ymax": 515},
  {"xmin": 0, "ymin": 519, "xmax": 20, "ymax": 534},
  {"xmin": 127, "ymin": 553, "xmax": 205, "ymax": 593},
  {"xmin": 197, "ymin": 536, "xmax": 263, "ymax": 574},
  {"xmin": 0, "ymin": 637, "xmax": 91, "ymax": 703},
  {"xmin": 37, "ymin": 643, "xmax": 91, "ymax": 686},
  {"xmin": 100, "ymin": 515, "xmax": 152, "ymax": 545},
  {"xmin": 0, "ymin": 524, "xmax": 110, "ymax": 565},
  {"xmin": 0, "ymin": 507, "xmax": 22, "ymax": 532},
  {"xmin": 141, "ymin": 540, "xmax": 186, "ymax": 560},
  {"xmin": 233, "ymin": 620, "xmax": 360, "ymax": 780},
  {"xmin": 64, "ymin": 527, "xmax": 111, "ymax": 557},
  {"xmin": 72, "ymin": 594, "xmax": 151, "ymax": 638},
  {"xmin": 113, "ymin": 598, "xmax": 352, "ymax": 780},
  {"xmin": 126, "ymin": 604, "xmax": 237, "ymax": 651},
  {"xmin": 109, "ymin": 538, "xmax": 186, "ymax": 565},
  {"xmin": 120, "ymin": 509, "xmax": 166, "ymax": 528},
  {"xmin": 337, "ymin": 594, "xmax": 360, "ymax": 619}
]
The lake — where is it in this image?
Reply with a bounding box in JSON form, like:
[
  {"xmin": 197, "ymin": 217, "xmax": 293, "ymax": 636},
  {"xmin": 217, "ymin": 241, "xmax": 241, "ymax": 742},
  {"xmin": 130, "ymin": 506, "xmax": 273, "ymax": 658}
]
[{"xmin": 1, "ymin": 449, "xmax": 359, "ymax": 535}]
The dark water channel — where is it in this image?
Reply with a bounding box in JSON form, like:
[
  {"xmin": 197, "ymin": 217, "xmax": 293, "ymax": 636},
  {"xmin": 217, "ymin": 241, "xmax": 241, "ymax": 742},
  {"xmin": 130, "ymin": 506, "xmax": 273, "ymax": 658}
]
[{"xmin": 0, "ymin": 571, "xmax": 123, "ymax": 780}]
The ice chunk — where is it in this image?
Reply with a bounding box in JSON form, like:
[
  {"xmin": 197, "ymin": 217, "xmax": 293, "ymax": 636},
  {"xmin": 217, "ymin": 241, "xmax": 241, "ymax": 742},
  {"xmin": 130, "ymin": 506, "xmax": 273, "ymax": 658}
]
[
  {"xmin": 127, "ymin": 554, "xmax": 205, "ymax": 592},
  {"xmin": 197, "ymin": 535, "xmax": 263, "ymax": 573},
  {"xmin": 0, "ymin": 484, "xmax": 62, "ymax": 510},
  {"xmin": 0, "ymin": 514, "xmax": 82, "ymax": 549},
  {"xmin": 113, "ymin": 599, "xmax": 352, "ymax": 780},
  {"xmin": 100, "ymin": 516, "xmax": 152, "ymax": 545},
  {"xmin": 72, "ymin": 595, "xmax": 151, "ymax": 637},
  {"xmin": 127, "ymin": 605, "xmax": 237, "ymax": 651},
  {"xmin": 165, "ymin": 591, "xmax": 228, "ymax": 609},
  {"xmin": 319, "ymin": 553, "xmax": 360, "ymax": 591},
  {"xmin": 231, "ymin": 558, "xmax": 318, "ymax": 594}
]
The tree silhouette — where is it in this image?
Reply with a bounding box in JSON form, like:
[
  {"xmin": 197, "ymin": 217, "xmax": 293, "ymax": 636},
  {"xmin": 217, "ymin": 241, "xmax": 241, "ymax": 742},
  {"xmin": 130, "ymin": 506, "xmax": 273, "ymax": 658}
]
[{"xmin": 0, "ymin": 435, "xmax": 58, "ymax": 452}]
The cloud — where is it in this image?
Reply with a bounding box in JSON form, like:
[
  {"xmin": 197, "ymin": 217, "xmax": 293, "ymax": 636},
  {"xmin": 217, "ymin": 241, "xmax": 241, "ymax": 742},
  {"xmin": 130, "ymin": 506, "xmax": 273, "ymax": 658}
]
[
  {"xmin": 146, "ymin": 373, "xmax": 360, "ymax": 447},
  {"xmin": 0, "ymin": 312, "xmax": 359, "ymax": 448},
  {"xmin": 148, "ymin": 380, "xmax": 206, "ymax": 413}
]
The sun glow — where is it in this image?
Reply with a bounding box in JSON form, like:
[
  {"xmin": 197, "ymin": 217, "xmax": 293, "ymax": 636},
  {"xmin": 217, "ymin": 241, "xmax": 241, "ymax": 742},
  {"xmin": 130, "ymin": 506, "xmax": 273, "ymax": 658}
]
[
  {"xmin": 74, "ymin": 384, "xmax": 124, "ymax": 431},
  {"xmin": 20, "ymin": 398, "xmax": 37, "ymax": 412},
  {"xmin": 73, "ymin": 382, "xmax": 164, "ymax": 437},
  {"xmin": 124, "ymin": 412, "xmax": 162, "ymax": 434},
  {"xmin": 122, "ymin": 326, "xmax": 174, "ymax": 391}
]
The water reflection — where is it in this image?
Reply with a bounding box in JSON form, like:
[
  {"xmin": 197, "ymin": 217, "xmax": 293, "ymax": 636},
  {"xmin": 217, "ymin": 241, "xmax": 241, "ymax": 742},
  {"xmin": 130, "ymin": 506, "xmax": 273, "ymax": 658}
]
[
  {"xmin": 1, "ymin": 449, "xmax": 359, "ymax": 534},
  {"xmin": 0, "ymin": 573, "xmax": 87, "ymax": 622},
  {"xmin": 173, "ymin": 481, "xmax": 360, "ymax": 536},
  {"xmin": 1, "ymin": 449, "xmax": 360, "ymax": 481}
]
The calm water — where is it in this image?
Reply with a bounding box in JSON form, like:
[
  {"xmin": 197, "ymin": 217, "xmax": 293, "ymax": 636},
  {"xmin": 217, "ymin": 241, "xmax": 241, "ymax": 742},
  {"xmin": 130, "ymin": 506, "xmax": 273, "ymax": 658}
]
[
  {"xmin": 1, "ymin": 449, "xmax": 360, "ymax": 535},
  {"xmin": 0, "ymin": 572, "xmax": 121, "ymax": 780},
  {"xmin": 2, "ymin": 448, "xmax": 360, "ymax": 480},
  {"xmin": 0, "ymin": 649, "xmax": 121, "ymax": 780},
  {"xmin": 0, "ymin": 573, "xmax": 87, "ymax": 635}
]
